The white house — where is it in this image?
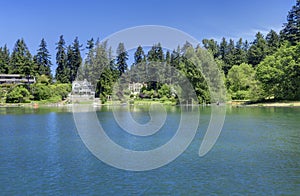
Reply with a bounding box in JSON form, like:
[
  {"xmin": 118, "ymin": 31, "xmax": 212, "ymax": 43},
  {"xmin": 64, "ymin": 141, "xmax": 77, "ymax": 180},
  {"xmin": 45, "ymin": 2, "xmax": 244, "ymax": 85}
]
[
  {"xmin": 128, "ymin": 82, "xmax": 146, "ymax": 95},
  {"xmin": 72, "ymin": 79, "xmax": 95, "ymax": 97}
]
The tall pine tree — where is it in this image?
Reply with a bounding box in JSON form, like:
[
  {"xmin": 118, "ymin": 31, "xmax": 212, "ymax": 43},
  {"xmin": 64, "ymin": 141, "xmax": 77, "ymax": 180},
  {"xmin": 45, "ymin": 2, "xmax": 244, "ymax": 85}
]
[
  {"xmin": 134, "ymin": 45, "xmax": 146, "ymax": 64},
  {"xmin": 147, "ymin": 43, "xmax": 164, "ymax": 62},
  {"xmin": 266, "ymin": 30, "xmax": 280, "ymax": 55},
  {"xmin": 248, "ymin": 32, "xmax": 268, "ymax": 66},
  {"xmin": 55, "ymin": 35, "xmax": 68, "ymax": 83},
  {"xmin": 0, "ymin": 45, "xmax": 10, "ymax": 74},
  {"xmin": 116, "ymin": 42, "xmax": 128, "ymax": 76},
  {"xmin": 68, "ymin": 37, "xmax": 82, "ymax": 83},
  {"xmin": 79, "ymin": 38, "xmax": 95, "ymax": 81},
  {"xmin": 202, "ymin": 39, "xmax": 219, "ymax": 58},
  {"xmin": 280, "ymin": 0, "xmax": 300, "ymax": 45},
  {"xmin": 34, "ymin": 38, "xmax": 52, "ymax": 78},
  {"xmin": 233, "ymin": 38, "xmax": 247, "ymax": 66},
  {"xmin": 10, "ymin": 38, "xmax": 36, "ymax": 76},
  {"xmin": 219, "ymin": 37, "xmax": 228, "ymax": 61}
]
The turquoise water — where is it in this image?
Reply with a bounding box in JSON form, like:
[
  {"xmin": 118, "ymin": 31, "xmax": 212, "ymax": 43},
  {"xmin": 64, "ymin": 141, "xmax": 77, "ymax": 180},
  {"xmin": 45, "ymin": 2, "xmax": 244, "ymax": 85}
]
[{"xmin": 0, "ymin": 106, "xmax": 299, "ymax": 195}]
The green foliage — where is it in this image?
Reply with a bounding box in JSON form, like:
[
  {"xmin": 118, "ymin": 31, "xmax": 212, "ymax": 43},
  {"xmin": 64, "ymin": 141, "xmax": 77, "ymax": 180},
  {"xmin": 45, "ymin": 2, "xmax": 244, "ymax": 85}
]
[
  {"xmin": 116, "ymin": 42, "xmax": 128, "ymax": 75},
  {"xmin": 6, "ymin": 86, "xmax": 30, "ymax": 103},
  {"xmin": 194, "ymin": 46, "xmax": 225, "ymax": 103},
  {"xmin": 256, "ymin": 43, "xmax": 300, "ymax": 100},
  {"xmin": 0, "ymin": 45, "xmax": 10, "ymax": 74},
  {"xmin": 36, "ymin": 74, "xmax": 50, "ymax": 84},
  {"xmin": 266, "ymin": 30, "xmax": 280, "ymax": 55},
  {"xmin": 227, "ymin": 63, "xmax": 257, "ymax": 100},
  {"xmin": 34, "ymin": 38, "xmax": 52, "ymax": 78},
  {"xmin": 77, "ymin": 38, "xmax": 95, "ymax": 81},
  {"xmin": 202, "ymin": 39, "xmax": 219, "ymax": 58},
  {"xmin": 248, "ymin": 32, "xmax": 268, "ymax": 66},
  {"xmin": 233, "ymin": 38, "xmax": 248, "ymax": 65},
  {"xmin": 147, "ymin": 43, "xmax": 164, "ymax": 62},
  {"xmin": 96, "ymin": 67, "xmax": 116, "ymax": 103},
  {"xmin": 215, "ymin": 37, "xmax": 248, "ymax": 75},
  {"xmin": 280, "ymin": 0, "xmax": 300, "ymax": 45},
  {"xmin": 142, "ymin": 89, "xmax": 156, "ymax": 99},
  {"xmin": 219, "ymin": 37, "xmax": 227, "ymax": 61},
  {"xmin": 68, "ymin": 37, "xmax": 82, "ymax": 82},
  {"xmin": 31, "ymin": 83, "xmax": 52, "ymax": 100},
  {"xmin": 55, "ymin": 36, "xmax": 82, "ymax": 83},
  {"xmin": 87, "ymin": 40, "xmax": 110, "ymax": 87},
  {"xmin": 158, "ymin": 84, "xmax": 171, "ymax": 98},
  {"xmin": 0, "ymin": 88, "xmax": 5, "ymax": 103},
  {"xmin": 10, "ymin": 39, "xmax": 37, "ymax": 76},
  {"xmin": 55, "ymin": 35, "xmax": 68, "ymax": 83},
  {"xmin": 3, "ymin": 1, "xmax": 300, "ymax": 105},
  {"xmin": 51, "ymin": 83, "xmax": 71, "ymax": 100},
  {"xmin": 223, "ymin": 39, "xmax": 235, "ymax": 68},
  {"xmin": 134, "ymin": 45, "xmax": 146, "ymax": 64}
]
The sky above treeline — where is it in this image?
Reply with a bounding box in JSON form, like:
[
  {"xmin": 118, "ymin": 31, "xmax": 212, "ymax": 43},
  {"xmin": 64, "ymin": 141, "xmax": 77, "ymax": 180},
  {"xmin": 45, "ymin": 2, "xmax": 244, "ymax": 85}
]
[{"xmin": 0, "ymin": 0, "xmax": 296, "ymax": 70}]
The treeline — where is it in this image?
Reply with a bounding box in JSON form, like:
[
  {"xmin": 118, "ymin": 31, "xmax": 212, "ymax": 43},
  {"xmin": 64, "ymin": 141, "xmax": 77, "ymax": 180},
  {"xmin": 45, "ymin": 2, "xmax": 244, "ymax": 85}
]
[
  {"xmin": 0, "ymin": 36, "xmax": 77, "ymax": 103},
  {"xmin": 78, "ymin": 41, "xmax": 223, "ymax": 104},
  {"xmin": 0, "ymin": 0, "xmax": 300, "ymax": 103}
]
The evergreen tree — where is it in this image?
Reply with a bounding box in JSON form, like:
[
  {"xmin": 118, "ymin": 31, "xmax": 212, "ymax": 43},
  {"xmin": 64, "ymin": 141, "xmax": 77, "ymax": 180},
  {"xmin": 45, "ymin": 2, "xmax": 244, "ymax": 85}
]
[
  {"xmin": 182, "ymin": 47, "xmax": 210, "ymax": 103},
  {"xmin": 65, "ymin": 45, "xmax": 73, "ymax": 82},
  {"xmin": 202, "ymin": 39, "xmax": 219, "ymax": 58},
  {"xmin": 96, "ymin": 67, "xmax": 115, "ymax": 103},
  {"xmin": 266, "ymin": 30, "xmax": 280, "ymax": 55},
  {"xmin": 280, "ymin": 0, "xmax": 300, "ymax": 45},
  {"xmin": 147, "ymin": 43, "xmax": 164, "ymax": 62},
  {"xmin": 84, "ymin": 40, "xmax": 111, "ymax": 97},
  {"xmin": 108, "ymin": 46, "xmax": 117, "ymax": 71},
  {"xmin": 33, "ymin": 38, "xmax": 52, "ymax": 78},
  {"xmin": 170, "ymin": 49, "xmax": 180, "ymax": 69},
  {"xmin": 233, "ymin": 38, "xmax": 247, "ymax": 66},
  {"xmin": 220, "ymin": 38, "xmax": 234, "ymax": 75},
  {"xmin": 55, "ymin": 35, "xmax": 68, "ymax": 83},
  {"xmin": 134, "ymin": 45, "xmax": 146, "ymax": 64},
  {"xmin": 219, "ymin": 37, "xmax": 228, "ymax": 61},
  {"xmin": 146, "ymin": 43, "xmax": 164, "ymax": 90},
  {"xmin": 243, "ymin": 40, "xmax": 250, "ymax": 52},
  {"xmin": 164, "ymin": 50, "xmax": 172, "ymax": 84},
  {"xmin": 79, "ymin": 38, "xmax": 95, "ymax": 81},
  {"xmin": 92, "ymin": 40, "xmax": 109, "ymax": 86},
  {"xmin": 0, "ymin": 45, "xmax": 10, "ymax": 74},
  {"xmin": 224, "ymin": 39, "xmax": 235, "ymax": 65},
  {"xmin": 116, "ymin": 42, "xmax": 128, "ymax": 75},
  {"xmin": 69, "ymin": 37, "xmax": 82, "ymax": 82},
  {"xmin": 131, "ymin": 46, "xmax": 146, "ymax": 82},
  {"xmin": 248, "ymin": 32, "xmax": 268, "ymax": 66},
  {"xmin": 10, "ymin": 38, "xmax": 36, "ymax": 76},
  {"xmin": 87, "ymin": 38, "xmax": 94, "ymax": 50},
  {"xmin": 165, "ymin": 50, "xmax": 171, "ymax": 64}
]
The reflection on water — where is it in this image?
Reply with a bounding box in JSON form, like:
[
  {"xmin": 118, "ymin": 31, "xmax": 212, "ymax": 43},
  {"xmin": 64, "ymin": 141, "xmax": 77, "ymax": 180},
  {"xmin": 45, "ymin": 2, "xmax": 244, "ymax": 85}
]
[{"xmin": 0, "ymin": 106, "xmax": 299, "ymax": 194}]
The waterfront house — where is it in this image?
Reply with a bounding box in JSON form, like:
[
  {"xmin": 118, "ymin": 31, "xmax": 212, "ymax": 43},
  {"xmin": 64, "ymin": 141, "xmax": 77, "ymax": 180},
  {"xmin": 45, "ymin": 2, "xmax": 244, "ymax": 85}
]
[
  {"xmin": 0, "ymin": 74, "xmax": 36, "ymax": 84},
  {"xmin": 72, "ymin": 79, "xmax": 95, "ymax": 96}
]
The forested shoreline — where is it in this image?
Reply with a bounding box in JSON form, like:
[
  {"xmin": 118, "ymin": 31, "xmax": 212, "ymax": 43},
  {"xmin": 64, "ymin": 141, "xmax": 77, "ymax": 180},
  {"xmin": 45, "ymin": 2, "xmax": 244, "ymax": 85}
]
[{"xmin": 0, "ymin": 1, "xmax": 299, "ymax": 104}]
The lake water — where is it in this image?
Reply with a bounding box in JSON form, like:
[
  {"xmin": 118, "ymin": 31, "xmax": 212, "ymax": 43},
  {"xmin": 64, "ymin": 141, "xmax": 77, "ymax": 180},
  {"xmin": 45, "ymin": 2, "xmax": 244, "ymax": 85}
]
[{"xmin": 0, "ymin": 106, "xmax": 299, "ymax": 195}]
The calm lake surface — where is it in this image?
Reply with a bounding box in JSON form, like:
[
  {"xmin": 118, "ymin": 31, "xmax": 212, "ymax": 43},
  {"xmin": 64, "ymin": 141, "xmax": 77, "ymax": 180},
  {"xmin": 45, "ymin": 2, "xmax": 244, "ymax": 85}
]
[{"xmin": 0, "ymin": 106, "xmax": 299, "ymax": 195}]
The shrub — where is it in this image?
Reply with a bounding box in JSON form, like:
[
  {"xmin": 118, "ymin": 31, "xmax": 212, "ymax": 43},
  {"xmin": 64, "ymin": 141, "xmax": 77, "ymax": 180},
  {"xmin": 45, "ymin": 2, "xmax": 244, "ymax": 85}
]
[
  {"xmin": 31, "ymin": 83, "xmax": 52, "ymax": 100},
  {"xmin": 36, "ymin": 75, "xmax": 50, "ymax": 84},
  {"xmin": 52, "ymin": 83, "xmax": 71, "ymax": 100},
  {"xmin": 6, "ymin": 86, "xmax": 30, "ymax": 103}
]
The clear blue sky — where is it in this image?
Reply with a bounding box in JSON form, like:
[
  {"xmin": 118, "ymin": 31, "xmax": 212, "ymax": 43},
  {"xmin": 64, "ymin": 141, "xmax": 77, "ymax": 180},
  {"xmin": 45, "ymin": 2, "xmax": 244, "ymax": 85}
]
[{"xmin": 0, "ymin": 0, "xmax": 296, "ymax": 70}]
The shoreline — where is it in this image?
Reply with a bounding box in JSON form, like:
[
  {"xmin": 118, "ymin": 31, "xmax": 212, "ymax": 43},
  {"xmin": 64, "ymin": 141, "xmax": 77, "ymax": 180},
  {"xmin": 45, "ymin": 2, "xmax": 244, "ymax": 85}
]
[
  {"xmin": 1, "ymin": 100, "xmax": 300, "ymax": 108},
  {"xmin": 229, "ymin": 100, "xmax": 300, "ymax": 107}
]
